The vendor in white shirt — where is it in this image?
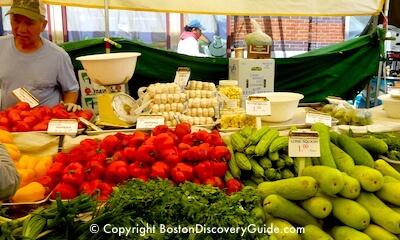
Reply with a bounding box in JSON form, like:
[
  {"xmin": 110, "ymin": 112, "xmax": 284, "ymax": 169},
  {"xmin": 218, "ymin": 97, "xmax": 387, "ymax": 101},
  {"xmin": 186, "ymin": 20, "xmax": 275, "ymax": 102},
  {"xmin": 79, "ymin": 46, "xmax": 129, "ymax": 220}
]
[{"xmin": 177, "ymin": 20, "xmax": 209, "ymax": 57}]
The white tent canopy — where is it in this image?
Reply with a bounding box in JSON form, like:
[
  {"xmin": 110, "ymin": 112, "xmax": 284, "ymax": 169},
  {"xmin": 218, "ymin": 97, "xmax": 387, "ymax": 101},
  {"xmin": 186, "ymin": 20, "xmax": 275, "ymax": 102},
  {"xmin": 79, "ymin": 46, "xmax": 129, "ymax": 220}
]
[{"xmin": 1, "ymin": 0, "xmax": 384, "ymax": 16}]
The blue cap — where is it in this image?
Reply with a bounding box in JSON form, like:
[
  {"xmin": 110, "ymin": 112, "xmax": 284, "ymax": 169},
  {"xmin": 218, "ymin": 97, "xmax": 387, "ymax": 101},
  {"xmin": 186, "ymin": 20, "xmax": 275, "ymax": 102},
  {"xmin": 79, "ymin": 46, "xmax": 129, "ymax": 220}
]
[{"xmin": 188, "ymin": 20, "xmax": 206, "ymax": 31}]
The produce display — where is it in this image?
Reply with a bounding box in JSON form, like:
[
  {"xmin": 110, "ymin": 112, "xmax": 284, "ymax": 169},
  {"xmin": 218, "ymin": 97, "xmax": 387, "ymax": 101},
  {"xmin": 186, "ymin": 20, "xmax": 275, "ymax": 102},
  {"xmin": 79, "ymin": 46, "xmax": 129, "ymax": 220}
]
[
  {"xmin": 144, "ymin": 81, "xmax": 218, "ymax": 127},
  {"xmin": 321, "ymin": 103, "xmax": 373, "ymax": 126},
  {"xmin": 0, "ymin": 102, "xmax": 94, "ymax": 132},
  {"xmin": 2, "ymin": 93, "xmax": 400, "ymax": 240}
]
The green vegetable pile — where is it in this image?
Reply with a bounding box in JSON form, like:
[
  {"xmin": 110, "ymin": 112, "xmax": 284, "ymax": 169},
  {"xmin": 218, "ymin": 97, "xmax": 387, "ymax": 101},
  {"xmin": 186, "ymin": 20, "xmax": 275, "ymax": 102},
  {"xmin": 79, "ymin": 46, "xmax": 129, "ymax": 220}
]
[
  {"xmin": 68, "ymin": 179, "xmax": 268, "ymax": 240},
  {"xmin": 361, "ymin": 132, "xmax": 400, "ymax": 161}
]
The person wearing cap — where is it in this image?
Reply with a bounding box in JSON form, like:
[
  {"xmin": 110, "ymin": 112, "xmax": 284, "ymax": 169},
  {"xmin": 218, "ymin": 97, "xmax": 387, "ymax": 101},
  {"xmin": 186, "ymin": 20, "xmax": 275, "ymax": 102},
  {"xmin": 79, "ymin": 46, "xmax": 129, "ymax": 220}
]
[
  {"xmin": 0, "ymin": 142, "xmax": 20, "ymax": 201},
  {"xmin": 177, "ymin": 19, "xmax": 209, "ymax": 57},
  {"xmin": 0, "ymin": 0, "xmax": 81, "ymax": 112}
]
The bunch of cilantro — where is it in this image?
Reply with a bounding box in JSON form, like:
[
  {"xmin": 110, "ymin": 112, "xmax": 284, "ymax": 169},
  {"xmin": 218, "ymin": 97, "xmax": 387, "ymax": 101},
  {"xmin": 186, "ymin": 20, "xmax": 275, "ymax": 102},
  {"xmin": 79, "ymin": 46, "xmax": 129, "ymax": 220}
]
[{"xmin": 70, "ymin": 179, "xmax": 269, "ymax": 240}]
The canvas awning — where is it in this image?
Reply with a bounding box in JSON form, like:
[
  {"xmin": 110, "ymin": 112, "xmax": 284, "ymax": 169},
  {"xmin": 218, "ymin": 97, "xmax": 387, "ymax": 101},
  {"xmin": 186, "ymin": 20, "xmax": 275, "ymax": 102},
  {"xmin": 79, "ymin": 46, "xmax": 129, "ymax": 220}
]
[{"xmin": 1, "ymin": 0, "xmax": 384, "ymax": 16}]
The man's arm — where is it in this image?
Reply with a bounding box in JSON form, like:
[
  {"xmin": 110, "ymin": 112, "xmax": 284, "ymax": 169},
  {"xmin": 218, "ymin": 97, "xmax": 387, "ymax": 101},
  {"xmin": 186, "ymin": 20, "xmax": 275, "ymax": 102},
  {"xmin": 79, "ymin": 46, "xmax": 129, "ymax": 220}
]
[
  {"xmin": 0, "ymin": 143, "xmax": 20, "ymax": 201},
  {"xmin": 62, "ymin": 91, "xmax": 79, "ymax": 104}
]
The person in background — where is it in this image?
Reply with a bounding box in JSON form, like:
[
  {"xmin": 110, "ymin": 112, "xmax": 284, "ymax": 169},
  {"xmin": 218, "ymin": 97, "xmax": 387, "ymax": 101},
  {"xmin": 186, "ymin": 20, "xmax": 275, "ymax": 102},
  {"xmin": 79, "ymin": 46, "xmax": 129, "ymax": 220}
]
[
  {"xmin": 0, "ymin": 0, "xmax": 81, "ymax": 112},
  {"xmin": 177, "ymin": 19, "xmax": 209, "ymax": 57},
  {"xmin": 0, "ymin": 143, "xmax": 20, "ymax": 201}
]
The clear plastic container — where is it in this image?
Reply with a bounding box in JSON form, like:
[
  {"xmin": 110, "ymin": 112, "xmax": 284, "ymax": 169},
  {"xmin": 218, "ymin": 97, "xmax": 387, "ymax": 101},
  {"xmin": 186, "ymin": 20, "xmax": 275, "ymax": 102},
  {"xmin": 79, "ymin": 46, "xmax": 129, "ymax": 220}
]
[{"xmin": 218, "ymin": 80, "xmax": 243, "ymax": 108}]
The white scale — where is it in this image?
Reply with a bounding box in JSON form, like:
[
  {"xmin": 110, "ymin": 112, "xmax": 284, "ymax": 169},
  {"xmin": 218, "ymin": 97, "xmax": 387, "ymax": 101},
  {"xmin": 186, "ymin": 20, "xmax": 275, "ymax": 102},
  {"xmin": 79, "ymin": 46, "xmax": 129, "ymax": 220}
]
[{"xmin": 77, "ymin": 52, "xmax": 143, "ymax": 128}]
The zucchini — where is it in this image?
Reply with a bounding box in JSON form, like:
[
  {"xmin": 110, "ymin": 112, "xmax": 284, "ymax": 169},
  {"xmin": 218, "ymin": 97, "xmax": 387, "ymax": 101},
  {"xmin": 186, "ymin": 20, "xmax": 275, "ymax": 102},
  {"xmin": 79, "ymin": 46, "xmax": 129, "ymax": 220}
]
[
  {"xmin": 244, "ymin": 145, "xmax": 256, "ymax": 156},
  {"xmin": 338, "ymin": 172, "xmax": 361, "ymax": 199},
  {"xmin": 263, "ymin": 194, "xmax": 323, "ymax": 227},
  {"xmin": 281, "ymin": 168, "xmax": 295, "ymax": 179},
  {"xmin": 268, "ymin": 150, "xmax": 280, "ymax": 161},
  {"xmin": 302, "ymin": 224, "xmax": 334, "ymax": 240},
  {"xmin": 267, "ymin": 217, "xmax": 299, "ymax": 240},
  {"xmin": 375, "ymin": 181, "xmax": 400, "ymax": 206},
  {"xmin": 301, "ymin": 165, "xmax": 344, "ymax": 195},
  {"xmin": 240, "ymin": 125, "xmax": 254, "ymax": 139},
  {"xmin": 363, "ymin": 224, "xmax": 399, "ymax": 240},
  {"xmin": 235, "ymin": 152, "xmax": 252, "ymax": 171},
  {"xmin": 264, "ymin": 168, "xmax": 277, "ymax": 180},
  {"xmin": 352, "ymin": 136, "xmax": 389, "ymax": 154},
  {"xmin": 249, "ymin": 158, "xmax": 265, "ymax": 178},
  {"xmin": 255, "ymin": 128, "xmax": 279, "ymax": 156},
  {"xmin": 257, "ymin": 176, "xmax": 318, "ymax": 200},
  {"xmin": 329, "ymin": 141, "xmax": 355, "ymax": 172},
  {"xmin": 230, "ymin": 132, "xmax": 248, "ymax": 152},
  {"xmin": 330, "ymin": 130, "xmax": 340, "ymax": 146},
  {"xmin": 318, "ymin": 191, "xmax": 370, "ymax": 230},
  {"xmin": 310, "ymin": 122, "xmax": 337, "ymax": 168},
  {"xmin": 258, "ymin": 156, "xmax": 272, "ymax": 169},
  {"xmin": 331, "ymin": 226, "xmax": 372, "ymax": 240},
  {"xmin": 374, "ymin": 159, "xmax": 400, "ymax": 180},
  {"xmin": 248, "ymin": 126, "xmax": 270, "ymax": 145},
  {"xmin": 357, "ymin": 192, "xmax": 400, "ymax": 234},
  {"xmin": 227, "ymin": 145, "xmax": 241, "ymax": 178},
  {"xmin": 347, "ymin": 165, "xmax": 384, "ymax": 192},
  {"xmin": 269, "ymin": 136, "xmax": 289, "ymax": 153},
  {"xmin": 299, "ymin": 196, "xmax": 333, "ymax": 219},
  {"xmin": 337, "ymin": 134, "xmax": 375, "ymax": 168}
]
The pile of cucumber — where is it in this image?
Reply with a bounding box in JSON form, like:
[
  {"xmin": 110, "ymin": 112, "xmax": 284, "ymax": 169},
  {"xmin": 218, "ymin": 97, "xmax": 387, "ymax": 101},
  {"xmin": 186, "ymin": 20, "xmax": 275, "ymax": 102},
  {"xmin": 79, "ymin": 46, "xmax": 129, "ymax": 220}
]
[
  {"xmin": 225, "ymin": 122, "xmax": 400, "ymax": 240},
  {"xmin": 224, "ymin": 125, "xmax": 300, "ymax": 186}
]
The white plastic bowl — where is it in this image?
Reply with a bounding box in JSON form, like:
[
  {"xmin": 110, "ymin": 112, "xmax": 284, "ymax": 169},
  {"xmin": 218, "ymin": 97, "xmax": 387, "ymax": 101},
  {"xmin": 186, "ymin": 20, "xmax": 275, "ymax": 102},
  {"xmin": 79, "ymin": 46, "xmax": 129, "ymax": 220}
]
[
  {"xmin": 377, "ymin": 94, "xmax": 400, "ymax": 119},
  {"xmin": 76, "ymin": 52, "xmax": 141, "ymax": 86},
  {"xmin": 249, "ymin": 92, "xmax": 304, "ymax": 122}
]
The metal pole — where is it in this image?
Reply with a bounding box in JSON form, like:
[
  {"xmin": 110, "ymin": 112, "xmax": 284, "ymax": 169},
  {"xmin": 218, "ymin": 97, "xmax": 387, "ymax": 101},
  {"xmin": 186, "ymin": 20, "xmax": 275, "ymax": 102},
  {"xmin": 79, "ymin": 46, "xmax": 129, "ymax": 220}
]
[{"xmin": 104, "ymin": 0, "xmax": 111, "ymax": 53}]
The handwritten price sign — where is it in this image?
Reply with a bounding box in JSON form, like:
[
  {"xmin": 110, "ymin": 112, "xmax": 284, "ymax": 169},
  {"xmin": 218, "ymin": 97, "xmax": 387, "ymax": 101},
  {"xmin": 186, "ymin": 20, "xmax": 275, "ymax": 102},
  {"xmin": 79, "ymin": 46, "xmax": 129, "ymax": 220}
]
[
  {"xmin": 288, "ymin": 130, "xmax": 321, "ymax": 157},
  {"xmin": 245, "ymin": 97, "xmax": 271, "ymax": 116}
]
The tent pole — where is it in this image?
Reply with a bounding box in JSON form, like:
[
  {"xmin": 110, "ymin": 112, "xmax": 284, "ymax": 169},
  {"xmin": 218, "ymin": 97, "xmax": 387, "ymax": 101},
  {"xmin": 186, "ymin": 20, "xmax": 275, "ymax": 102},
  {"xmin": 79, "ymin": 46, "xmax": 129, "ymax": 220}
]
[{"xmin": 104, "ymin": 0, "xmax": 110, "ymax": 53}]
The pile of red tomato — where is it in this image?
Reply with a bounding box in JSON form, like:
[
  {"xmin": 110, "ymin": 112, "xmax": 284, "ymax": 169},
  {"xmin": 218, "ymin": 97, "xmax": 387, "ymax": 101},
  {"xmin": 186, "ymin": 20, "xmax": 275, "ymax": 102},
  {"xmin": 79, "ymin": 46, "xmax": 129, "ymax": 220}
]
[
  {"xmin": 0, "ymin": 102, "xmax": 93, "ymax": 132},
  {"xmin": 43, "ymin": 123, "xmax": 242, "ymax": 200}
]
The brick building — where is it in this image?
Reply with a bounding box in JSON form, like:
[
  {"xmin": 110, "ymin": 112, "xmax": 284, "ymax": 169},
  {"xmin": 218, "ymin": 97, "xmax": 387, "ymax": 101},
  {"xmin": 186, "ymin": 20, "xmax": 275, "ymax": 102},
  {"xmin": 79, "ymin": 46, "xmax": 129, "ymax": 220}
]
[{"xmin": 230, "ymin": 16, "xmax": 345, "ymax": 56}]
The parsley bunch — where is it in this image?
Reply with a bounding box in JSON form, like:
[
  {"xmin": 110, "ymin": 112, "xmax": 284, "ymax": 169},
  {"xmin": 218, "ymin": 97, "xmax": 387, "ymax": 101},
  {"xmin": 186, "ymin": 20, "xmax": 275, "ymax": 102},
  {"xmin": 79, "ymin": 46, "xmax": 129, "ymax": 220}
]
[{"xmin": 71, "ymin": 179, "xmax": 269, "ymax": 240}]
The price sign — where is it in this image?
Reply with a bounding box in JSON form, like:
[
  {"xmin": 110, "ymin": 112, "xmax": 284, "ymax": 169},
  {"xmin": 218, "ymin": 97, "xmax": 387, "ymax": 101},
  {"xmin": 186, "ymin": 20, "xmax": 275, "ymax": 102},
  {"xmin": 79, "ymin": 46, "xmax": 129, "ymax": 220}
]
[
  {"xmin": 12, "ymin": 87, "xmax": 39, "ymax": 108},
  {"xmin": 136, "ymin": 114, "xmax": 165, "ymax": 130},
  {"xmin": 245, "ymin": 96, "xmax": 271, "ymax": 116},
  {"xmin": 47, "ymin": 119, "xmax": 78, "ymax": 135},
  {"xmin": 173, "ymin": 67, "xmax": 191, "ymax": 90},
  {"xmin": 288, "ymin": 130, "xmax": 320, "ymax": 157},
  {"xmin": 305, "ymin": 112, "xmax": 333, "ymax": 127}
]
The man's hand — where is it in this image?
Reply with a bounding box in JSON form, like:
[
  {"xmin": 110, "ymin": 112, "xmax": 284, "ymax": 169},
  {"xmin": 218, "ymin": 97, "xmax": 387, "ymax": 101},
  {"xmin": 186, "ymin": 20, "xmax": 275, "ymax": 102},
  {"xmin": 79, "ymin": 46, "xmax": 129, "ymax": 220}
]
[{"xmin": 60, "ymin": 101, "xmax": 82, "ymax": 112}]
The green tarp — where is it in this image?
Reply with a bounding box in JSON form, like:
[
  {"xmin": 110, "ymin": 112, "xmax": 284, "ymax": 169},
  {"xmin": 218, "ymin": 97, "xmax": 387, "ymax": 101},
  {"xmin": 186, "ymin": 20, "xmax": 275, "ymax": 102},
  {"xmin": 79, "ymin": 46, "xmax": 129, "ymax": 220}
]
[{"xmin": 60, "ymin": 32, "xmax": 380, "ymax": 103}]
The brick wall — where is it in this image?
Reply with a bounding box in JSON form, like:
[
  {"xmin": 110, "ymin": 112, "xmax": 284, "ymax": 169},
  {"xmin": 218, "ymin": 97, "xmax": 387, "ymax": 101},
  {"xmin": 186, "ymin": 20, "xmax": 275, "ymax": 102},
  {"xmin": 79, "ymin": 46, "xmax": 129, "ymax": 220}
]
[{"xmin": 230, "ymin": 16, "xmax": 345, "ymax": 52}]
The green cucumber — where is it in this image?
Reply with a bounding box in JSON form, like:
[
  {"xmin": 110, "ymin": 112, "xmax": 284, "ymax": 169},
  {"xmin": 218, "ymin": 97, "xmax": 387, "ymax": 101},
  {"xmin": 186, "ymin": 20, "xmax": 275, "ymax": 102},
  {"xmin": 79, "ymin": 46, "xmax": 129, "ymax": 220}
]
[
  {"xmin": 301, "ymin": 165, "xmax": 344, "ymax": 195},
  {"xmin": 357, "ymin": 192, "xmax": 400, "ymax": 234},
  {"xmin": 310, "ymin": 122, "xmax": 337, "ymax": 168},
  {"xmin": 257, "ymin": 176, "xmax": 318, "ymax": 200},
  {"xmin": 338, "ymin": 172, "xmax": 361, "ymax": 199},
  {"xmin": 302, "ymin": 224, "xmax": 333, "ymax": 240},
  {"xmin": 263, "ymin": 194, "xmax": 323, "ymax": 227},
  {"xmin": 331, "ymin": 226, "xmax": 372, "ymax": 240},
  {"xmin": 337, "ymin": 134, "xmax": 375, "ymax": 168},
  {"xmin": 329, "ymin": 142, "xmax": 355, "ymax": 172},
  {"xmin": 299, "ymin": 196, "xmax": 333, "ymax": 219},
  {"xmin": 347, "ymin": 165, "xmax": 384, "ymax": 192}
]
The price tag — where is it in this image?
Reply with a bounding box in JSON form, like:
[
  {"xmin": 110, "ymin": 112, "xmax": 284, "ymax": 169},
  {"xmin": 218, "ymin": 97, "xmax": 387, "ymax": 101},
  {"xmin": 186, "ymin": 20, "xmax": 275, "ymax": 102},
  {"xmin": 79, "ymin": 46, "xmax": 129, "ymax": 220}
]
[
  {"xmin": 47, "ymin": 119, "xmax": 78, "ymax": 135},
  {"xmin": 173, "ymin": 67, "xmax": 191, "ymax": 90},
  {"xmin": 288, "ymin": 130, "xmax": 320, "ymax": 157},
  {"xmin": 12, "ymin": 87, "xmax": 39, "ymax": 108},
  {"xmin": 305, "ymin": 112, "xmax": 333, "ymax": 127},
  {"xmin": 136, "ymin": 114, "xmax": 165, "ymax": 129},
  {"xmin": 245, "ymin": 96, "xmax": 271, "ymax": 116}
]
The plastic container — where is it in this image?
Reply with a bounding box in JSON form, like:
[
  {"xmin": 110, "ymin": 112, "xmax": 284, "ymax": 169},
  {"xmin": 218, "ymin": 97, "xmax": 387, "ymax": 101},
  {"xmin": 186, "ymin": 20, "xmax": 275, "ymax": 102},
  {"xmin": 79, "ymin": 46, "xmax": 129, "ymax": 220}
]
[{"xmin": 218, "ymin": 80, "xmax": 243, "ymax": 108}]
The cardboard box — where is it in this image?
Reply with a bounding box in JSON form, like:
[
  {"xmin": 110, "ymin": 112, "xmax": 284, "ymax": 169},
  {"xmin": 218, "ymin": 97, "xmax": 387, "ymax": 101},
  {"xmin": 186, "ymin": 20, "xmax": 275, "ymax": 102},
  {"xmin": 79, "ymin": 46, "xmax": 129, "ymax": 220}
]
[
  {"xmin": 228, "ymin": 58, "xmax": 275, "ymax": 106},
  {"xmin": 78, "ymin": 70, "xmax": 127, "ymax": 115},
  {"xmin": 246, "ymin": 45, "xmax": 271, "ymax": 59}
]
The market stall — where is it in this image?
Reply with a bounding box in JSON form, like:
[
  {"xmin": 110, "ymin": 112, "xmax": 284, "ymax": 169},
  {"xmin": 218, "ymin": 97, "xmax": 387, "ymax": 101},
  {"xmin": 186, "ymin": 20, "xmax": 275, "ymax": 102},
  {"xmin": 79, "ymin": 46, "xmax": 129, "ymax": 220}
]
[{"xmin": 2, "ymin": 0, "xmax": 400, "ymax": 239}]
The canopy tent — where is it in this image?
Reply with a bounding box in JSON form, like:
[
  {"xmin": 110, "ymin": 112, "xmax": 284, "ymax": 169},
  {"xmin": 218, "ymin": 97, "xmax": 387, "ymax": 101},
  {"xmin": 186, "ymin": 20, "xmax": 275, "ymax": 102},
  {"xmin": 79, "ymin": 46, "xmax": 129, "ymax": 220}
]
[
  {"xmin": 60, "ymin": 33, "xmax": 380, "ymax": 103},
  {"xmin": 1, "ymin": 0, "xmax": 384, "ymax": 16}
]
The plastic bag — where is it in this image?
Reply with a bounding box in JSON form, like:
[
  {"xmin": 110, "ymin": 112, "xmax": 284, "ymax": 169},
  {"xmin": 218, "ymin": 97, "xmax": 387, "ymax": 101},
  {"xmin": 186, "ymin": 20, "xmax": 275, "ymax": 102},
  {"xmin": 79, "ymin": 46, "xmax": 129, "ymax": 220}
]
[{"xmin": 321, "ymin": 103, "xmax": 373, "ymax": 126}]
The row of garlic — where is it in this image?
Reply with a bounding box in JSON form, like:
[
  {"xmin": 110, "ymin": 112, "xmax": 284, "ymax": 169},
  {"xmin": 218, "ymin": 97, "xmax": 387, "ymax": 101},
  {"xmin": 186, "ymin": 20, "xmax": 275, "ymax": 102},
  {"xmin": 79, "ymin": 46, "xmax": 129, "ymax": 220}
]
[
  {"xmin": 184, "ymin": 90, "xmax": 216, "ymax": 99},
  {"xmin": 153, "ymin": 112, "xmax": 214, "ymax": 127},
  {"xmin": 146, "ymin": 82, "xmax": 181, "ymax": 97},
  {"xmin": 187, "ymin": 97, "xmax": 218, "ymax": 108},
  {"xmin": 152, "ymin": 93, "xmax": 187, "ymax": 104},
  {"xmin": 187, "ymin": 80, "xmax": 217, "ymax": 91},
  {"xmin": 186, "ymin": 108, "xmax": 215, "ymax": 118},
  {"xmin": 149, "ymin": 103, "xmax": 186, "ymax": 114}
]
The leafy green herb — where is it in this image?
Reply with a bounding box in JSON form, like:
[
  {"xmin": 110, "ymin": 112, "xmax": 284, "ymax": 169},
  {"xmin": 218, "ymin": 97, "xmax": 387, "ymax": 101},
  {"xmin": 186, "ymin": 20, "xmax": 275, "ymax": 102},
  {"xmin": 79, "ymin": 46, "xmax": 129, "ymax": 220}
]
[{"xmin": 68, "ymin": 179, "xmax": 268, "ymax": 240}]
